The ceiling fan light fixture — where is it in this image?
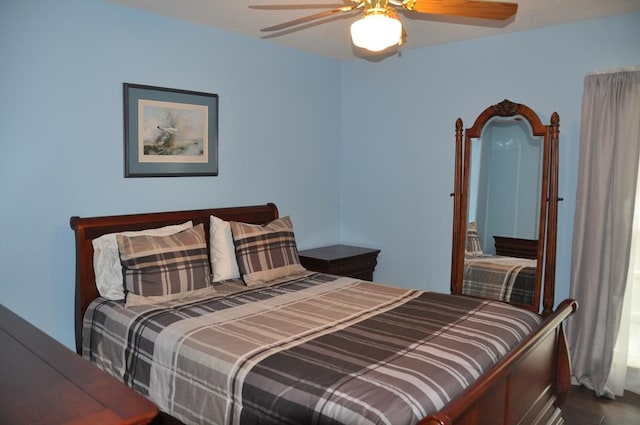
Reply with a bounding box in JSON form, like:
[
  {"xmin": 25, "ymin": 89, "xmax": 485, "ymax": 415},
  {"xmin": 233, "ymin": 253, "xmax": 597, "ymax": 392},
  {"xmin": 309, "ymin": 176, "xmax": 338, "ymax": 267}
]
[{"xmin": 350, "ymin": 11, "xmax": 402, "ymax": 52}]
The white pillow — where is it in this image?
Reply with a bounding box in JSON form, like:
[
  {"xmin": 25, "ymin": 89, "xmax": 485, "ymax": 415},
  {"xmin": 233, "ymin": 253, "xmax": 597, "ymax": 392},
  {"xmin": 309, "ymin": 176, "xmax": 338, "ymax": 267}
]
[
  {"xmin": 210, "ymin": 215, "xmax": 240, "ymax": 281},
  {"xmin": 92, "ymin": 221, "xmax": 193, "ymax": 300}
]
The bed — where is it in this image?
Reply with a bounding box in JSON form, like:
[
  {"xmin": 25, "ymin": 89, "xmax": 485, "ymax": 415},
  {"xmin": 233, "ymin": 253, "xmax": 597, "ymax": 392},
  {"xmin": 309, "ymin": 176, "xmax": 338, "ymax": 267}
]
[
  {"xmin": 70, "ymin": 203, "xmax": 577, "ymax": 425},
  {"xmin": 462, "ymin": 224, "xmax": 541, "ymax": 312},
  {"xmin": 462, "ymin": 255, "xmax": 537, "ymax": 307}
]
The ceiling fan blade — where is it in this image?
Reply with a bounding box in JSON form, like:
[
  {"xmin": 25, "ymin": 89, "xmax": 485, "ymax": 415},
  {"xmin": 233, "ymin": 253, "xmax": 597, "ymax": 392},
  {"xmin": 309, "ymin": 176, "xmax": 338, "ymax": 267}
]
[
  {"xmin": 259, "ymin": 5, "xmax": 359, "ymax": 32},
  {"xmin": 404, "ymin": 0, "xmax": 517, "ymax": 20},
  {"xmin": 249, "ymin": 4, "xmax": 349, "ymax": 11}
]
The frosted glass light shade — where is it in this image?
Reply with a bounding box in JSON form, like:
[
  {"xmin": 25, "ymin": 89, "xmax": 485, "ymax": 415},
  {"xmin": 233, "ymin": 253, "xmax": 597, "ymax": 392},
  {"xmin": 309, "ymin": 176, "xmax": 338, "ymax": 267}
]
[{"xmin": 350, "ymin": 13, "xmax": 402, "ymax": 52}]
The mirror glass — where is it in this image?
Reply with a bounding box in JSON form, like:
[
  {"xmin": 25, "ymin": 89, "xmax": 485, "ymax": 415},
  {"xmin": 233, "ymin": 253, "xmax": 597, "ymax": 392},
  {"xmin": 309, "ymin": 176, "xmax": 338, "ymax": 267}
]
[
  {"xmin": 452, "ymin": 99, "xmax": 560, "ymax": 315},
  {"xmin": 467, "ymin": 116, "xmax": 543, "ymax": 255}
]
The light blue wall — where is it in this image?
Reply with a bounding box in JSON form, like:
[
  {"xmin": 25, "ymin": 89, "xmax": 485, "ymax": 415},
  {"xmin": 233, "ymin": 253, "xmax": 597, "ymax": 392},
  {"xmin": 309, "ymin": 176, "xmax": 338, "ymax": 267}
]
[
  {"xmin": 2, "ymin": 0, "xmax": 639, "ymax": 349},
  {"xmin": 0, "ymin": 0, "xmax": 342, "ymax": 348},
  {"xmin": 341, "ymin": 12, "xmax": 640, "ymax": 306},
  {"xmin": 472, "ymin": 122, "xmax": 543, "ymax": 254}
]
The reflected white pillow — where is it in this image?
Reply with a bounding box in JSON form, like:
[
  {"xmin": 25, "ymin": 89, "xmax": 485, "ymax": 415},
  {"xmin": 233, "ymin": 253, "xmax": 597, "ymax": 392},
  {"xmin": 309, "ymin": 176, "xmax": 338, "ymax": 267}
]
[
  {"xmin": 210, "ymin": 215, "xmax": 240, "ymax": 281},
  {"xmin": 92, "ymin": 221, "xmax": 193, "ymax": 300}
]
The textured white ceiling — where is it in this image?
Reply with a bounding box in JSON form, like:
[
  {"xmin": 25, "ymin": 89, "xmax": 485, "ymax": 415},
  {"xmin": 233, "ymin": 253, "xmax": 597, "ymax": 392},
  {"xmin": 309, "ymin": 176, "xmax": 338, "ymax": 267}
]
[{"xmin": 109, "ymin": 0, "xmax": 640, "ymax": 60}]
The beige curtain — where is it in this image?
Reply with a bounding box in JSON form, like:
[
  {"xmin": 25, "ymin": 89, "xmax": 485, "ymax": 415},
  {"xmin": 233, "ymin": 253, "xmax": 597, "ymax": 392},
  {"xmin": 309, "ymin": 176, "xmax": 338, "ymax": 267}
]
[{"xmin": 567, "ymin": 67, "xmax": 640, "ymax": 398}]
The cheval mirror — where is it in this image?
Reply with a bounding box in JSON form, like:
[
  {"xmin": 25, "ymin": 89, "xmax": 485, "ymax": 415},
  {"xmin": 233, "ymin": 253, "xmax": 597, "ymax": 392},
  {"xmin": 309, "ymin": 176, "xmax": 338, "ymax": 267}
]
[{"xmin": 451, "ymin": 99, "xmax": 560, "ymax": 316}]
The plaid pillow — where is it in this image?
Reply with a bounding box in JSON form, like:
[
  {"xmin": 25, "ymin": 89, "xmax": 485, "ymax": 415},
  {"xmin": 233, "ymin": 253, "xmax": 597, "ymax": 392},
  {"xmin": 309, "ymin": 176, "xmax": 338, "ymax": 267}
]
[
  {"xmin": 117, "ymin": 224, "xmax": 211, "ymax": 297},
  {"xmin": 466, "ymin": 221, "xmax": 484, "ymax": 256},
  {"xmin": 230, "ymin": 216, "xmax": 306, "ymax": 285}
]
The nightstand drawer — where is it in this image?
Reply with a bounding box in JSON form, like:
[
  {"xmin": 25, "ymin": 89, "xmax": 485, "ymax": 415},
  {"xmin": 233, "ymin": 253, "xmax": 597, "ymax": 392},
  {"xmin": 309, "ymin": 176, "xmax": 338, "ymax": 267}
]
[{"xmin": 298, "ymin": 244, "xmax": 380, "ymax": 281}]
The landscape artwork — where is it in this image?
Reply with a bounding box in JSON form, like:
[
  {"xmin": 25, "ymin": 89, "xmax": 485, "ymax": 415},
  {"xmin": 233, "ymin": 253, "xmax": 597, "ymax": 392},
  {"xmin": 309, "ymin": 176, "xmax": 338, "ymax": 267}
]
[
  {"xmin": 138, "ymin": 99, "xmax": 208, "ymax": 163},
  {"xmin": 124, "ymin": 83, "xmax": 218, "ymax": 177}
]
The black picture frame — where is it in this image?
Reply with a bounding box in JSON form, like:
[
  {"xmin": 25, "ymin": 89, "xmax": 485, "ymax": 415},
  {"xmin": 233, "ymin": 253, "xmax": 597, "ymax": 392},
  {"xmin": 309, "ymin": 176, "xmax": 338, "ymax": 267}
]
[{"xmin": 123, "ymin": 83, "xmax": 219, "ymax": 177}]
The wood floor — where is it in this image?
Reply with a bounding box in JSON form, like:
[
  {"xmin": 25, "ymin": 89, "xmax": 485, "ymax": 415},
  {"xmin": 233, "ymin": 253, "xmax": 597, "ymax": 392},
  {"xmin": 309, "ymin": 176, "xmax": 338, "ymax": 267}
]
[{"xmin": 563, "ymin": 385, "xmax": 640, "ymax": 425}]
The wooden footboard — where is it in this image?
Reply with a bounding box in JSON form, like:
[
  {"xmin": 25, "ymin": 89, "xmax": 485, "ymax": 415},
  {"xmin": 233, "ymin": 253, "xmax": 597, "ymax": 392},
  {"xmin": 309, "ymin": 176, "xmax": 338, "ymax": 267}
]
[
  {"xmin": 418, "ymin": 299, "xmax": 577, "ymax": 425},
  {"xmin": 147, "ymin": 299, "xmax": 577, "ymax": 425}
]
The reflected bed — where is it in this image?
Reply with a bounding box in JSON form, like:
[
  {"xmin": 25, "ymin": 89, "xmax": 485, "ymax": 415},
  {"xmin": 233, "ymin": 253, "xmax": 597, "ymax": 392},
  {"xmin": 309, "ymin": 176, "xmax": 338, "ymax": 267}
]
[{"xmin": 462, "ymin": 255, "xmax": 537, "ymax": 307}]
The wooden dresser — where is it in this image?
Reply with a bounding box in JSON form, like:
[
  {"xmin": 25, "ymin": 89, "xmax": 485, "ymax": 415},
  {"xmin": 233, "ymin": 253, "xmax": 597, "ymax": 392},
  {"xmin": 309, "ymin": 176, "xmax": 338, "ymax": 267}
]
[
  {"xmin": 298, "ymin": 244, "xmax": 380, "ymax": 281},
  {"xmin": 0, "ymin": 305, "xmax": 157, "ymax": 425}
]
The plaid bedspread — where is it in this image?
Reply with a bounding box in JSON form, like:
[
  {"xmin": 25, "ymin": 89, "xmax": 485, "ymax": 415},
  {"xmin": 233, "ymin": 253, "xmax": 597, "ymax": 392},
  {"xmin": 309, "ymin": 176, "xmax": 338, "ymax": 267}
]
[
  {"xmin": 83, "ymin": 273, "xmax": 541, "ymax": 425},
  {"xmin": 463, "ymin": 256, "xmax": 537, "ymax": 306}
]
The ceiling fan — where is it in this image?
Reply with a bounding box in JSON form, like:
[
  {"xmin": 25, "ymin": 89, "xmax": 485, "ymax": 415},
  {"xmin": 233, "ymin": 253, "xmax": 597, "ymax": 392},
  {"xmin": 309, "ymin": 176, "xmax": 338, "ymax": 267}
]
[{"xmin": 251, "ymin": 0, "xmax": 518, "ymax": 53}]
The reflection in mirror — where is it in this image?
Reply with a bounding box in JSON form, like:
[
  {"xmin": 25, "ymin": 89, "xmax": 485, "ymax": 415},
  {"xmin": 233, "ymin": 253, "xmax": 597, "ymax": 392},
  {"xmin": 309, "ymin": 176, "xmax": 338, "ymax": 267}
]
[
  {"xmin": 451, "ymin": 99, "xmax": 560, "ymax": 316},
  {"xmin": 468, "ymin": 117, "xmax": 543, "ymax": 255}
]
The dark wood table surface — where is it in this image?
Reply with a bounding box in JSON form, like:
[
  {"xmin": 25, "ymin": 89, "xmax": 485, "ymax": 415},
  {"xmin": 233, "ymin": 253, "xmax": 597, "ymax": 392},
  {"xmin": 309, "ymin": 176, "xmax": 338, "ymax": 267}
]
[{"xmin": 0, "ymin": 304, "xmax": 157, "ymax": 424}]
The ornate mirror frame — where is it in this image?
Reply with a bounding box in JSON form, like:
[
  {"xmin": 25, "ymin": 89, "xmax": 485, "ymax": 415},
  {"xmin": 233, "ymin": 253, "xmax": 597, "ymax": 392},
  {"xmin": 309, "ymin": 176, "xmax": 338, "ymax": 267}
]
[{"xmin": 451, "ymin": 99, "xmax": 560, "ymax": 315}]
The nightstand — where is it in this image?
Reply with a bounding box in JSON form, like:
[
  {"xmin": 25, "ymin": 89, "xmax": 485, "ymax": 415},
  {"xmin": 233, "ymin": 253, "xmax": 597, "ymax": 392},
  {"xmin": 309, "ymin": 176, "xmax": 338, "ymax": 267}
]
[
  {"xmin": 298, "ymin": 244, "xmax": 380, "ymax": 281},
  {"xmin": 0, "ymin": 305, "xmax": 157, "ymax": 425},
  {"xmin": 493, "ymin": 236, "xmax": 538, "ymax": 259}
]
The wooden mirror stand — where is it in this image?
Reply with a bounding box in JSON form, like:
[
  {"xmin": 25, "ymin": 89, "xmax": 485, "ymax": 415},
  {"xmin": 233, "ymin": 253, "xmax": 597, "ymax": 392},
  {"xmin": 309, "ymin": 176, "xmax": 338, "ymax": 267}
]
[{"xmin": 451, "ymin": 99, "xmax": 560, "ymax": 316}]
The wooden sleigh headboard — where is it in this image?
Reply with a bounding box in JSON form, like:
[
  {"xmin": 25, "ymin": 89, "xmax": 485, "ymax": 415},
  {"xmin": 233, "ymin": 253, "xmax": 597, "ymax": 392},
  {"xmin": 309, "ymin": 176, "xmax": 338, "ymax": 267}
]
[{"xmin": 69, "ymin": 203, "xmax": 279, "ymax": 354}]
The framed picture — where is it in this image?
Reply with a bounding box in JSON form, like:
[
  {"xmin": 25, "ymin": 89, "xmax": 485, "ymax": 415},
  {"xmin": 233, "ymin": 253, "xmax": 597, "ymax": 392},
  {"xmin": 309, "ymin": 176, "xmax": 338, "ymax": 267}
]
[{"xmin": 123, "ymin": 83, "xmax": 219, "ymax": 177}]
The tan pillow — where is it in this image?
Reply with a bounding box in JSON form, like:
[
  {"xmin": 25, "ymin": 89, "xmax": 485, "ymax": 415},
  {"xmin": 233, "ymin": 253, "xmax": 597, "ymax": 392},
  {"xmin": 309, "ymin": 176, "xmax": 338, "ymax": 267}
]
[
  {"xmin": 92, "ymin": 221, "xmax": 193, "ymax": 300},
  {"xmin": 117, "ymin": 224, "xmax": 211, "ymax": 297},
  {"xmin": 230, "ymin": 216, "xmax": 306, "ymax": 285}
]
